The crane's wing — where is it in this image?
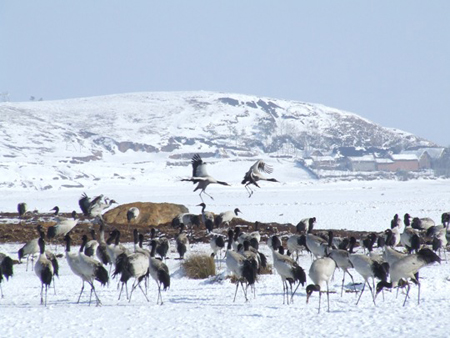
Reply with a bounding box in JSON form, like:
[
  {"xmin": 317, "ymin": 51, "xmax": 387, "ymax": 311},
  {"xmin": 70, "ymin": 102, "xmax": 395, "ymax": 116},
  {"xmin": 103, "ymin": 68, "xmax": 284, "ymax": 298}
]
[
  {"xmin": 191, "ymin": 154, "xmax": 209, "ymax": 177},
  {"xmin": 252, "ymin": 160, "xmax": 273, "ymax": 174},
  {"xmin": 79, "ymin": 193, "xmax": 91, "ymax": 216}
]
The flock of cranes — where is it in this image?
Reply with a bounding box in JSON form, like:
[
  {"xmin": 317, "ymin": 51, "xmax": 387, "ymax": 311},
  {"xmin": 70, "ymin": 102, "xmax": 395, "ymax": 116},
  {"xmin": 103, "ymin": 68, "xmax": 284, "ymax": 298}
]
[{"xmin": 0, "ymin": 154, "xmax": 448, "ymax": 312}]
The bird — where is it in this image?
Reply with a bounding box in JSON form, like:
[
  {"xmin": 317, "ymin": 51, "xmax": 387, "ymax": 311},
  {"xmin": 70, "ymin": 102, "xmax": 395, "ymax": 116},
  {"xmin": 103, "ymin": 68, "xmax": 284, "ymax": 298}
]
[
  {"xmin": 79, "ymin": 193, "xmax": 117, "ymax": 219},
  {"xmin": 400, "ymin": 216, "xmax": 421, "ymax": 254},
  {"xmin": 149, "ymin": 228, "xmax": 169, "ymax": 260},
  {"xmin": 126, "ymin": 207, "xmax": 140, "ymax": 231},
  {"xmin": 181, "ymin": 153, "xmax": 230, "ymax": 202},
  {"xmin": 411, "ymin": 217, "xmax": 435, "ymax": 230},
  {"xmin": 241, "ymin": 159, "xmax": 279, "ymax": 197},
  {"xmin": 431, "ymin": 227, "xmax": 448, "ymax": 261},
  {"xmin": 94, "ymin": 218, "xmax": 111, "ymax": 266},
  {"xmin": 50, "ymin": 206, "xmax": 60, "ymax": 216},
  {"xmin": 198, "ymin": 203, "xmax": 215, "ymax": 233},
  {"xmin": 176, "ymin": 224, "xmax": 189, "ymax": 259},
  {"xmin": 34, "ymin": 238, "xmax": 54, "ymax": 306},
  {"xmin": 171, "ymin": 213, "xmax": 201, "ymax": 229},
  {"xmin": 376, "ymin": 248, "xmax": 441, "ymax": 306},
  {"xmin": 18, "ymin": 224, "xmax": 46, "ymax": 271},
  {"xmin": 271, "ymin": 246, "xmax": 306, "ymax": 304},
  {"xmin": 149, "ymin": 240, "xmax": 171, "ymax": 305},
  {"xmin": 210, "ymin": 233, "xmax": 225, "ymax": 262},
  {"xmin": 106, "ymin": 230, "xmax": 130, "ymax": 269},
  {"xmin": 327, "ymin": 239, "xmax": 357, "ymax": 296},
  {"xmin": 47, "ymin": 212, "xmax": 79, "ymax": 242},
  {"xmin": 349, "ymin": 253, "xmax": 388, "ymax": 305},
  {"xmin": 226, "ymin": 248, "xmax": 258, "ymax": 302},
  {"xmin": 74, "ymin": 234, "xmax": 109, "ymax": 305},
  {"xmin": 268, "ymin": 234, "xmax": 282, "ymax": 252},
  {"xmin": 305, "ymin": 220, "xmax": 331, "ymax": 259},
  {"xmin": 306, "ymin": 257, "xmax": 336, "ymax": 313},
  {"xmin": 286, "ymin": 234, "xmax": 306, "ymax": 261},
  {"xmin": 84, "ymin": 228, "xmax": 99, "ymax": 258},
  {"xmin": 215, "ymin": 208, "xmax": 242, "ymax": 227},
  {"xmin": 17, "ymin": 202, "xmax": 27, "ymax": 218},
  {"xmin": 113, "ymin": 236, "xmax": 150, "ymax": 303},
  {"xmin": 0, "ymin": 252, "xmax": 13, "ymax": 298}
]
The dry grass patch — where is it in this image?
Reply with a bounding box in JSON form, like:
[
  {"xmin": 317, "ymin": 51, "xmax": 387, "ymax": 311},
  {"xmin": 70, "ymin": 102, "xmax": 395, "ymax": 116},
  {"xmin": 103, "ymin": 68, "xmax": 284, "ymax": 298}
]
[{"xmin": 181, "ymin": 254, "xmax": 216, "ymax": 279}]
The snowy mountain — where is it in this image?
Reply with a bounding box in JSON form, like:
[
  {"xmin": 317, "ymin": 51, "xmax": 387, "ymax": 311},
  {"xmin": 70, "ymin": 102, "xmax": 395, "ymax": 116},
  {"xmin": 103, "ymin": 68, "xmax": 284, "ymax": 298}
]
[{"xmin": 0, "ymin": 91, "xmax": 434, "ymax": 191}]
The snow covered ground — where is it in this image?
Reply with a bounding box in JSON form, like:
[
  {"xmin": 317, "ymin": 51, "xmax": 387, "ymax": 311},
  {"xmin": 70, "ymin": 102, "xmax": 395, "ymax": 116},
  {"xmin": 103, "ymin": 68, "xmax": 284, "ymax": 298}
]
[{"xmin": 1, "ymin": 178, "xmax": 450, "ymax": 337}]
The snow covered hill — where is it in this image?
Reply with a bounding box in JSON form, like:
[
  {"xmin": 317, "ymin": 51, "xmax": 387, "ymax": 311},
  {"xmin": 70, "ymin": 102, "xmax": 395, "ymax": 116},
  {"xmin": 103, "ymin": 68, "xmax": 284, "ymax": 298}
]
[{"xmin": 0, "ymin": 91, "xmax": 434, "ymax": 192}]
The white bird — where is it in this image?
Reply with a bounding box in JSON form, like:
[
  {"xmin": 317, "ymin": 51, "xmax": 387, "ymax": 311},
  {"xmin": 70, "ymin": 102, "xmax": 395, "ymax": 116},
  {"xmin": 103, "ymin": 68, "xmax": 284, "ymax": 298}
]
[
  {"xmin": 34, "ymin": 238, "xmax": 54, "ymax": 306},
  {"xmin": 149, "ymin": 240, "xmax": 171, "ymax": 305},
  {"xmin": 431, "ymin": 227, "xmax": 448, "ymax": 260},
  {"xmin": 349, "ymin": 254, "xmax": 388, "ymax": 305},
  {"xmin": 198, "ymin": 202, "xmax": 215, "ymax": 233},
  {"xmin": 215, "ymin": 208, "xmax": 242, "ymax": 227},
  {"xmin": 106, "ymin": 230, "xmax": 130, "ymax": 268},
  {"xmin": 226, "ymin": 249, "xmax": 258, "ymax": 302},
  {"xmin": 400, "ymin": 215, "xmax": 421, "ymax": 253},
  {"xmin": 47, "ymin": 212, "xmax": 79, "ymax": 241},
  {"xmin": 126, "ymin": 207, "xmax": 140, "ymax": 231},
  {"xmin": 181, "ymin": 154, "xmax": 230, "ymax": 202},
  {"xmin": 271, "ymin": 247, "xmax": 306, "ymax": 304},
  {"xmin": 241, "ymin": 159, "xmax": 279, "ymax": 197},
  {"xmin": 306, "ymin": 257, "xmax": 336, "ymax": 313},
  {"xmin": 411, "ymin": 217, "xmax": 435, "ymax": 230},
  {"xmin": 376, "ymin": 248, "xmax": 441, "ymax": 306}
]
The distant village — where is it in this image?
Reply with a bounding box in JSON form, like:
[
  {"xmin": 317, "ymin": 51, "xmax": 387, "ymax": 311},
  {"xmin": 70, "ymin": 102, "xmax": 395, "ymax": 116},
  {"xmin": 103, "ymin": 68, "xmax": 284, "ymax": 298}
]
[{"xmin": 298, "ymin": 146, "xmax": 449, "ymax": 179}]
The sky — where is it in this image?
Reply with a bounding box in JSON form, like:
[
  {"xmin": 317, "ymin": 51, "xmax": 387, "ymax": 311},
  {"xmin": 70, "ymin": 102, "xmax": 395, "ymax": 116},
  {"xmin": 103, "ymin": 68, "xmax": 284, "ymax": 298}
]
[{"xmin": 1, "ymin": 1, "xmax": 449, "ymax": 146}]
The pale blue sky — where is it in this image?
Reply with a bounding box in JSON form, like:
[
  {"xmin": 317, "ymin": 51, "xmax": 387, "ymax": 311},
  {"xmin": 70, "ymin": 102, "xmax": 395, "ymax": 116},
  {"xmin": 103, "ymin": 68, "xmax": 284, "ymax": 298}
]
[{"xmin": 1, "ymin": 1, "xmax": 449, "ymax": 146}]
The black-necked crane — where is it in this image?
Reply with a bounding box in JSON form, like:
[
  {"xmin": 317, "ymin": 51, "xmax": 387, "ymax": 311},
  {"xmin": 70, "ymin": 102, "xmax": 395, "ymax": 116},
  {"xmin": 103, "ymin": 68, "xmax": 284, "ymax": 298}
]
[
  {"xmin": 149, "ymin": 240, "xmax": 171, "ymax": 305},
  {"xmin": 181, "ymin": 153, "xmax": 230, "ymax": 202},
  {"xmin": 411, "ymin": 216, "xmax": 435, "ymax": 230},
  {"xmin": 215, "ymin": 208, "xmax": 242, "ymax": 227},
  {"xmin": 176, "ymin": 224, "xmax": 189, "ymax": 259},
  {"xmin": 198, "ymin": 202, "xmax": 215, "ymax": 233},
  {"xmin": 171, "ymin": 213, "xmax": 201, "ymax": 229},
  {"xmin": 267, "ymin": 234, "xmax": 282, "ymax": 252},
  {"xmin": 113, "ymin": 235, "xmax": 150, "ymax": 303},
  {"xmin": 0, "ymin": 252, "xmax": 13, "ymax": 298},
  {"xmin": 271, "ymin": 246, "xmax": 306, "ymax": 304},
  {"xmin": 210, "ymin": 233, "xmax": 225, "ymax": 266},
  {"xmin": 50, "ymin": 206, "xmax": 60, "ymax": 216},
  {"xmin": 18, "ymin": 224, "xmax": 45, "ymax": 271},
  {"xmin": 349, "ymin": 253, "xmax": 388, "ymax": 305},
  {"xmin": 382, "ymin": 229, "xmax": 407, "ymax": 266},
  {"xmin": 149, "ymin": 228, "xmax": 169, "ymax": 260},
  {"xmin": 296, "ymin": 217, "xmax": 316, "ymax": 233},
  {"xmin": 126, "ymin": 207, "xmax": 140, "ymax": 231},
  {"xmin": 431, "ymin": 227, "xmax": 448, "ymax": 261},
  {"xmin": 78, "ymin": 235, "xmax": 109, "ymax": 305},
  {"xmin": 79, "ymin": 193, "xmax": 117, "ymax": 219},
  {"xmin": 84, "ymin": 228, "xmax": 99, "ymax": 258},
  {"xmin": 305, "ymin": 219, "xmax": 330, "ymax": 259},
  {"xmin": 47, "ymin": 212, "xmax": 79, "ymax": 244},
  {"xmin": 327, "ymin": 235, "xmax": 357, "ymax": 296},
  {"xmin": 17, "ymin": 202, "xmax": 27, "ymax": 218},
  {"xmin": 376, "ymin": 248, "xmax": 441, "ymax": 306},
  {"xmin": 441, "ymin": 212, "xmax": 450, "ymax": 227},
  {"xmin": 241, "ymin": 159, "xmax": 279, "ymax": 197},
  {"xmin": 35, "ymin": 238, "xmax": 54, "ymax": 306},
  {"xmin": 400, "ymin": 216, "xmax": 421, "ymax": 254},
  {"xmin": 226, "ymin": 248, "xmax": 258, "ymax": 302},
  {"xmin": 306, "ymin": 257, "xmax": 336, "ymax": 313},
  {"xmin": 286, "ymin": 234, "xmax": 306, "ymax": 261},
  {"xmin": 106, "ymin": 230, "xmax": 130, "ymax": 268}
]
